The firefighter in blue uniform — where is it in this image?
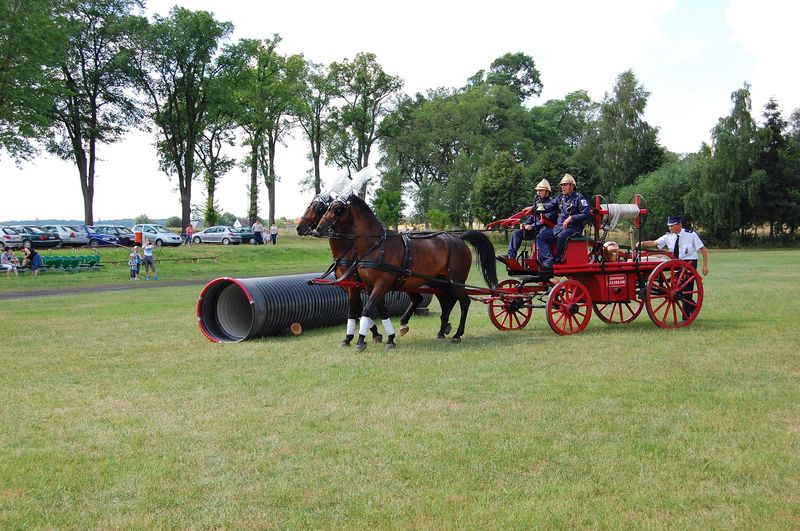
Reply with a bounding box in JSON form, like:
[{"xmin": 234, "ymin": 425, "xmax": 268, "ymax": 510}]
[
  {"xmin": 536, "ymin": 173, "xmax": 591, "ymax": 269},
  {"xmin": 501, "ymin": 178, "xmax": 557, "ymax": 260}
]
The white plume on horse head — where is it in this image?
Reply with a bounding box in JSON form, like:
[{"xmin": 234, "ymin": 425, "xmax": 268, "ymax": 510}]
[
  {"xmin": 342, "ymin": 165, "xmax": 377, "ymax": 199},
  {"xmin": 327, "ymin": 169, "xmax": 351, "ymax": 194}
]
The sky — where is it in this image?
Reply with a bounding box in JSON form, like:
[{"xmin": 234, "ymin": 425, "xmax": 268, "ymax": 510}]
[{"xmin": 2, "ymin": 0, "xmax": 798, "ymax": 224}]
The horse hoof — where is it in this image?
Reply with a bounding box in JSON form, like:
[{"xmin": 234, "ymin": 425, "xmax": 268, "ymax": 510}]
[
  {"xmin": 355, "ymin": 343, "xmax": 367, "ymax": 352},
  {"xmin": 443, "ymin": 323, "xmax": 452, "ymax": 335},
  {"xmin": 399, "ymin": 325, "xmax": 409, "ymax": 336},
  {"xmin": 437, "ymin": 333, "xmax": 446, "ymax": 339},
  {"xmin": 386, "ymin": 342, "xmax": 396, "ymax": 350},
  {"xmin": 339, "ymin": 340, "xmax": 351, "ymax": 348},
  {"xmin": 450, "ymin": 337, "xmax": 461, "ymax": 344},
  {"xmin": 372, "ymin": 334, "xmax": 383, "ymax": 343}
]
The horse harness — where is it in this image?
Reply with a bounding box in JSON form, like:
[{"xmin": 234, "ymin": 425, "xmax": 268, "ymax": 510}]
[{"xmin": 328, "ymin": 229, "xmax": 460, "ymax": 290}]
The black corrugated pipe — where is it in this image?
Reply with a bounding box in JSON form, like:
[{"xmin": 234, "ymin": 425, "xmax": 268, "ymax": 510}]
[{"xmin": 197, "ymin": 273, "xmax": 432, "ymax": 343}]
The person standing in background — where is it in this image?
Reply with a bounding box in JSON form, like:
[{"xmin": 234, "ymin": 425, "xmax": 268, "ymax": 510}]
[
  {"xmin": 270, "ymin": 223, "xmax": 278, "ymax": 245},
  {"xmin": 252, "ymin": 220, "xmax": 264, "ymax": 245}
]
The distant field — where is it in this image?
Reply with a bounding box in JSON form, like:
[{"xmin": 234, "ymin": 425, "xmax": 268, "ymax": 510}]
[{"xmin": 0, "ymin": 247, "xmax": 798, "ymax": 528}]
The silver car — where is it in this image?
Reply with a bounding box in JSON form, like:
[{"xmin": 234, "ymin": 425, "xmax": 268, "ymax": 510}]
[
  {"xmin": 192, "ymin": 226, "xmax": 243, "ymax": 245},
  {"xmin": 0, "ymin": 226, "xmax": 24, "ymax": 249},
  {"xmin": 41, "ymin": 224, "xmax": 90, "ymax": 247},
  {"xmin": 132, "ymin": 224, "xmax": 183, "ymax": 247}
]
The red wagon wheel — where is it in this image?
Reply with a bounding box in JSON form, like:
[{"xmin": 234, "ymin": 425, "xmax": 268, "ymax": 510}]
[
  {"xmin": 645, "ymin": 260, "xmax": 704, "ymax": 329},
  {"xmin": 488, "ymin": 279, "xmax": 533, "ymax": 331},
  {"xmin": 593, "ymin": 300, "xmax": 643, "ymax": 325},
  {"xmin": 546, "ymin": 279, "xmax": 592, "ymax": 335}
]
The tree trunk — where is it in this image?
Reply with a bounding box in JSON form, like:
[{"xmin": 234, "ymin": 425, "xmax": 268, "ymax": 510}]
[
  {"xmin": 267, "ymin": 138, "xmax": 277, "ymax": 226},
  {"xmin": 313, "ymin": 150, "xmax": 321, "ymax": 195},
  {"xmin": 248, "ymin": 142, "xmax": 259, "ymax": 224}
]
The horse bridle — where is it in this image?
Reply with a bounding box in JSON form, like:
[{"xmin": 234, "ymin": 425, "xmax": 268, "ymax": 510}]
[{"xmin": 298, "ymin": 195, "xmax": 332, "ymax": 235}]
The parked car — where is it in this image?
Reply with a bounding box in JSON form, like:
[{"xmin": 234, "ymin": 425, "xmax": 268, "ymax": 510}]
[
  {"xmin": 93, "ymin": 225, "xmax": 135, "ymax": 246},
  {"xmin": 192, "ymin": 225, "xmax": 243, "ymax": 245},
  {"xmin": 11, "ymin": 225, "xmax": 62, "ymax": 249},
  {"xmin": 235, "ymin": 226, "xmax": 256, "ymax": 244},
  {"xmin": 83, "ymin": 225, "xmax": 120, "ymax": 248},
  {"xmin": 0, "ymin": 226, "xmax": 25, "ymax": 249},
  {"xmin": 132, "ymin": 224, "xmax": 182, "ymax": 247},
  {"xmin": 41, "ymin": 224, "xmax": 89, "ymax": 247}
]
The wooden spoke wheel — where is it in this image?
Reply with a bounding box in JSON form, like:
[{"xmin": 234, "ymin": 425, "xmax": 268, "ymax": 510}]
[
  {"xmin": 546, "ymin": 279, "xmax": 592, "ymax": 335},
  {"xmin": 488, "ymin": 279, "xmax": 532, "ymax": 331},
  {"xmin": 645, "ymin": 260, "xmax": 703, "ymax": 329},
  {"xmin": 593, "ymin": 300, "xmax": 643, "ymax": 325}
]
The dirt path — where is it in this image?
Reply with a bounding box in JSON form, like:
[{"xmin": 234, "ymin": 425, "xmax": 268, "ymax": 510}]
[{"xmin": 0, "ymin": 279, "xmax": 210, "ymax": 300}]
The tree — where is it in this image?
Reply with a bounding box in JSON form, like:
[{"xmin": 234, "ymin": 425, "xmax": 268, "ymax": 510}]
[
  {"xmin": 128, "ymin": 7, "xmax": 232, "ymax": 228},
  {"xmin": 755, "ymin": 98, "xmax": 790, "ymax": 238},
  {"xmin": 223, "ymin": 36, "xmax": 303, "ymax": 225},
  {"xmin": 195, "ymin": 72, "xmax": 236, "ymax": 227},
  {"xmin": 47, "ymin": 0, "xmax": 143, "ymax": 225},
  {"xmin": 0, "ymin": 0, "xmax": 66, "ymax": 160},
  {"xmin": 371, "ymin": 188, "xmax": 404, "ymax": 230},
  {"xmin": 327, "ymin": 52, "xmax": 402, "ymax": 196},
  {"xmin": 685, "ymin": 84, "xmax": 762, "ymax": 242},
  {"xmin": 577, "ymin": 70, "xmax": 664, "ymax": 197},
  {"xmin": 485, "ymin": 52, "xmax": 542, "ymax": 103},
  {"xmin": 297, "ymin": 60, "xmax": 335, "ymax": 194},
  {"xmin": 471, "ymin": 151, "xmax": 526, "ymax": 224}
]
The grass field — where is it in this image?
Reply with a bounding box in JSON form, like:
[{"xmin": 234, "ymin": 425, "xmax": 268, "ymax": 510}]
[{"xmin": 1, "ymin": 241, "xmax": 798, "ymax": 528}]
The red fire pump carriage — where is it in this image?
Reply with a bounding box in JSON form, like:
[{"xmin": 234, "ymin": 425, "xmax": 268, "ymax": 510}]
[{"xmin": 482, "ymin": 195, "xmax": 704, "ymax": 335}]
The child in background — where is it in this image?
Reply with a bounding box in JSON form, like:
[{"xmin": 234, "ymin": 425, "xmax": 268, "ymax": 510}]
[
  {"xmin": 132, "ymin": 246, "xmax": 142, "ymax": 279},
  {"xmin": 128, "ymin": 253, "xmax": 139, "ymax": 280}
]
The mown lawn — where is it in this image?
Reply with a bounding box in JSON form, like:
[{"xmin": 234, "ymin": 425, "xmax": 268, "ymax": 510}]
[{"xmin": 0, "ymin": 247, "xmax": 798, "ymax": 528}]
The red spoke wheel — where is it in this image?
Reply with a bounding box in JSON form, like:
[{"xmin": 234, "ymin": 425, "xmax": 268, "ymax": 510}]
[
  {"xmin": 488, "ymin": 279, "xmax": 532, "ymax": 331},
  {"xmin": 645, "ymin": 260, "xmax": 703, "ymax": 329},
  {"xmin": 593, "ymin": 300, "xmax": 643, "ymax": 325},
  {"xmin": 546, "ymin": 279, "xmax": 592, "ymax": 335}
]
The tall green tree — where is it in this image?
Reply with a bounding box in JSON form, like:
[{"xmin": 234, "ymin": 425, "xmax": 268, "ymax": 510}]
[
  {"xmin": 219, "ymin": 37, "xmax": 276, "ymax": 223},
  {"xmin": 471, "ymin": 151, "xmax": 526, "ymax": 224},
  {"xmin": 577, "ymin": 70, "xmax": 664, "ymax": 197},
  {"xmin": 686, "ymin": 84, "xmax": 762, "ymax": 242},
  {"xmin": 778, "ymin": 108, "xmax": 800, "ymax": 235},
  {"xmin": 195, "ymin": 73, "xmax": 236, "ymax": 226},
  {"xmin": 47, "ymin": 0, "xmax": 143, "ymax": 225},
  {"xmin": 755, "ymin": 98, "xmax": 790, "ymax": 238},
  {"xmin": 222, "ymin": 36, "xmax": 303, "ymax": 224},
  {"xmin": 128, "ymin": 7, "xmax": 232, "ymax": 227},
  {"xmin": 327, "ymin": 52, "xmax": 402, "ymax": 196},
  {"xmin": 485, "ymin": 51, "xmax": 542, "ymax": 103},
  {"xmin": 0, "ymin": 0, "xmax": 65, "ymax": 159},
  {"xmin": 297, "ymin": 60, "xmax": 335, "ymax": 195}
]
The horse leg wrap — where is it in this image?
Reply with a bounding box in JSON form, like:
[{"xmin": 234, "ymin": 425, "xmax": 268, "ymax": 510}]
[
  {"xmin": 381, "ymin": 318, "xmax": 395, "ymax": 336},
  {"xmin": 346, "ymin": 319, "xmax": 356, "ymax": 336},
  {"xmin": 359, "ymin": 316, "xmax": 372, "ymax": 337}
]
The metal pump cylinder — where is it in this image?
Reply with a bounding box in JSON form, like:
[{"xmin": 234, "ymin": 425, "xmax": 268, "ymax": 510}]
[{"xmin": 197, "ymin": 273, "xmax": 431, "ymax": 343}]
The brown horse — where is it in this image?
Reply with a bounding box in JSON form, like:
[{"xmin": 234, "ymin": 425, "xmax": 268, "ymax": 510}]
[
  {"xmin": 315, "ymin": 194, "xmax": 498, "ymax": 351},
  {"xmin": 296, "ymin": 192, "xmax": 383, "ymax": 346}
]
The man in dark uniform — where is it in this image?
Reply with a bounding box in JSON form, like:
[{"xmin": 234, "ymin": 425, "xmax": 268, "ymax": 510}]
[
  {"xmin": 502, "ymin": 178, "xmax": 557, "ymax": 260},
  {"xmin": 536, "ymin": 173, "xmax": 591, "ymax": 269}
]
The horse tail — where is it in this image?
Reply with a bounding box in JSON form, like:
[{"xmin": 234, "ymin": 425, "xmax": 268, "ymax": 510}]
[{"xmin": 460, "ymin": 230, "xmax": 498, "ymax": 289}]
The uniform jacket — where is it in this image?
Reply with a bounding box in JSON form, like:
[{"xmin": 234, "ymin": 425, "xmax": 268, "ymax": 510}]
[{"xmin": 543, "ymin": 191, "xmax": 591, "ymax": 230}]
